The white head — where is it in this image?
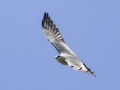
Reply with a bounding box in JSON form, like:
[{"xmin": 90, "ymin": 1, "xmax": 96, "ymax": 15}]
[
  {"xmin": 55, "ymin": 55, "xmax": 60, "ymax": 59},
  {"xmin": 55, "ymin": 55, "xmax": 68, "ymax": 65}
]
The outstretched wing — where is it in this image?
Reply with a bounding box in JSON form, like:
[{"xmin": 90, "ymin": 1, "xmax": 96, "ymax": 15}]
[
  {"xmin": 65, "ymin": 56, "xmax": 96, "ymax": 76},
  {"xmin": 42, "ymin": 12, "xmax": 75, "ymax": 55},
  {"xmin": 42, "ymin": 12, "xmax": 65, "ymax": 43}
]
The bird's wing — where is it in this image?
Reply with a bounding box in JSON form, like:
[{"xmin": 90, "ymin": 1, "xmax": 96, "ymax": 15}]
[
  {"xmin": 65, "ymin": 56, "xmax": 83, "ymax": 70},
  {"xmin": 42, "ymin": 12, "xmax": 75, "ymax": 55},
  {"xmin": 65, "ymin": 56, "xmax": 96, "ymax": 76}
]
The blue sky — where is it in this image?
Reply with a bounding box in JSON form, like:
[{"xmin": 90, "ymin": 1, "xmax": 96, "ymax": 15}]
[{"xmin": 0, "ymin": 0, "xmax": 120, "ymax": 90}]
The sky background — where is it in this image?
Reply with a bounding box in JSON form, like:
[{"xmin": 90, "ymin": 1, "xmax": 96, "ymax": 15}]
[{"xmin": 0, "ymin": 0, "xmax": 120, "ymax": 90}]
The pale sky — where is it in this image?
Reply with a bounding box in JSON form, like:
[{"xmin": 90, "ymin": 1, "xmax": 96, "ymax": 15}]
[{"xmin": 0, "ymin": 0, "xmax": 120, "ymax": 90}]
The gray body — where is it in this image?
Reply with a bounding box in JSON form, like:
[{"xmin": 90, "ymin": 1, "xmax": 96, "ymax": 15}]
[{"xmin": 42, "ymin": 12, "xmax": 96, "ymax": 77}]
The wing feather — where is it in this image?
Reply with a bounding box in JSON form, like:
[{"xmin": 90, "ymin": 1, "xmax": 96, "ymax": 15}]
[
  {"xmin": 42, "ymin": 12, "xmax": 75, "ymax": 55},
  {"xmin": 42, "ymin": 12, "xmax": 65, "ymax": 43}
]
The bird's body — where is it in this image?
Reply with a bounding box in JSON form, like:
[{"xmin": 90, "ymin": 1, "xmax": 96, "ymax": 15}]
[{"xmin": 42, "ymin": 12, "xmax": 96, "ymax": 77}]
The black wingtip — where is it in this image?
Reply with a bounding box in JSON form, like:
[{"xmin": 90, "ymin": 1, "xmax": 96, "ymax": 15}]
[
  {"xmin": 42, "ymin": 12, "xmax": 47, "ymax": 27},
  {"xmin": 44, "ymin": 12, "xmax": 47, "ymax": 19},
  {"xmin": 86, "ymin": 67, "xmax": 96, "ymax": 77},
  {"xmin": 91, "ymin": 72, "xmax": 96, "ymax": 77},
  {"xmin": 43, "ymin": 12, "xmax": 50, "ymax": 20},
  {"xmin": 44, "ymin": 12, "xmax": 46, "ymax": 14}
]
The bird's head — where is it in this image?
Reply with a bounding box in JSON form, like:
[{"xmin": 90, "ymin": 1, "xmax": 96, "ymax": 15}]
[
  {"xmin": 55, "ymin": 55, "xmax": 65, "ymax": 61},
  {"xmin": 55, "ymin": 55, "xmax": 61, "ymax": 59},
  {"xmin": 55, "ymin": 55, "xmax": 68, "ymax": 65}
]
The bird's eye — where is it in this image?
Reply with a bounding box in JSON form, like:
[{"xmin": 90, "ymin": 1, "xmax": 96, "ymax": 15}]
[
  {"xmin": 56, "ymin": 56, "xmax": 60, "ymax": 59},
  {"xmin": 58, "ymin": 56, "xmax": 61, "ymax": 58}
]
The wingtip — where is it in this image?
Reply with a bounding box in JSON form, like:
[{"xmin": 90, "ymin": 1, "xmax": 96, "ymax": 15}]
[
  {"xmin": 44, "ymin": 12, "xmax": 47, "ymax": 15},
  {"xmin": 44, "ymin": 12, "xmax": 46, "ymax": 14},
  {"xmin": 90, "ymin": 72, "xmax": 96, "ymax": 77},
  {"xmin": 44, "ymin": 12, "xmax": 46, "ymax": 19},
  {"xmin": 43, "ymin": 12, "xmax": 50, "ymax": 20},
  {"xmin": 42, "ymin": 12, "xmax": 48, "ymax": 27},
  {"xmin": 86, "ymin": 68, "xmax": 96, "ymax": 77}
]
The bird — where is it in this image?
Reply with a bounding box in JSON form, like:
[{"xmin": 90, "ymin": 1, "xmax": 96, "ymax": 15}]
[{"xmin": 42, "ymin": 12, "xmax": 96, "ymax": 77}]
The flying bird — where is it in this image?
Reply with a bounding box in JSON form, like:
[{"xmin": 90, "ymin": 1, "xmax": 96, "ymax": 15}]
[{"xmin": 42, "ymin": 12, "xmax": 96, "ymax": 77}]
